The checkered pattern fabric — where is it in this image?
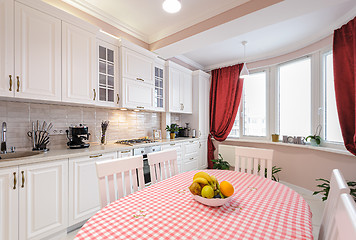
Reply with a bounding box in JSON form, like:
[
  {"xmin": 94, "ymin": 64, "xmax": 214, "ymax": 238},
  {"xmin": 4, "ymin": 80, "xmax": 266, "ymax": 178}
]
[{"xmin": 75, "ymin": 170, "xmax": 313, "ymax": 239}]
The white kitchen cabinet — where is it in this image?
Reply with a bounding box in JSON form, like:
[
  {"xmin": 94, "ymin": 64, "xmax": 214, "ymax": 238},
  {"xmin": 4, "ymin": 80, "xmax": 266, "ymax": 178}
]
[
  {"xmin": 182, "ymin": 70, "xmax": 210, "ymax": 138},
  {"xmin": 118, "ymin": 149, "xmax": 132, "ymax": 158},
  {"xmin": 182, "ymin": 140, "xmax": 199, "ymax": 172},
  {"xmin": 121, "ymin": 47, "xmax": 154, "ymax": 85},
  {"xmin": 96, "ymin": 39, "xmax": 119, "ymax": 107},
  {"xmin": 68, "ymin": 152, "xmax": 117, "ymax": 226},
  {"xmin": 154, "ymin": 58, "xmax": 165, "ymax": 111},
  {"xmin": 121, "ymin": 78, "xmax": 154, "ymax": 110},
  {"xmin": 198, "ymin": 139, "xmax": 208, "ymax": 169},
  {"xmin": 0, "ymin": 0, "xmax": 14, "ymax": 98},
  {"xmin": 166, "ymin": 61, "xmax": 193, "ymax": 114},
  {"xmin": 19, "ymin": 159, "xmax": 68, "ymax": 240},
  {"xmin": 161, "ymin": 142, "xmax": 183, "ymax": 173},
  {"xmin": 0, "ymin": 167, "xmax": 18, "ymax": 240},
  {"xmin": 62, "ymin": 22, "xmax": 97, "ymax": 105}
]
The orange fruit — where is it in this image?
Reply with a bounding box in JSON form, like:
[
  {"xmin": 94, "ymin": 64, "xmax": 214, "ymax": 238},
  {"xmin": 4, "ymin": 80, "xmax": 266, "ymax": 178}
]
[{"xmin": 220, "ymin": 181, "xmax": 234, "ymax": 197}]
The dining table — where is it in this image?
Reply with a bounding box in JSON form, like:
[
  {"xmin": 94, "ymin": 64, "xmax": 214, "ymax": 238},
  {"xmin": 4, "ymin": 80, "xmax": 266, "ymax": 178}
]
[{"xmin": 74, "ymin": 170, "xmax": 313, "ymax": 239}]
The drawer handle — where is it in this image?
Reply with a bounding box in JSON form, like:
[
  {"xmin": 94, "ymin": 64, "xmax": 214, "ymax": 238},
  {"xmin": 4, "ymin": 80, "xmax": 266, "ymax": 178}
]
[
  {"xmin": 189, "ymin": 157, "xmax": 194, "ymax": 160},
  {"xmin": 170, "ymin": 143, "xmax": 175, "ymax": 146},
  {"xmin": 189, "ymin": 140, "xmax": 194, "ymax": 143},
  {"xmin": 121, "ymin": 150, "xmax": 130, "ymax": 153},
  {"xmin": 136, "ymin": 106, "xmax": 144, "ymax": 109},
  {"xmin": 13, "ymin": 172, "xmax": 17, "ymax": 190},
  {"xmin": 21, "ymin": 171, "xmax": 25, "ymax": 188},
  {"xmin": 93, "ymin": 89, "xmax": 96, "ymax": 101},
  {"xmin": 117, "ymin": 94, "xmax": 120, "ymax": 104},
  {"xmin": 9, "ymin": 75, "xmax": 12, "ymax": 91},
  {"xmin": 136, "ymin": 78, "xmax": 144, "ymax": 82},
  {"xmin": 89, "ymin": 154, "xmax": 102, "ymax": 158},
  {"xmin": 16, "ymin": 76, "xmax": 20, "ymax": 92}
]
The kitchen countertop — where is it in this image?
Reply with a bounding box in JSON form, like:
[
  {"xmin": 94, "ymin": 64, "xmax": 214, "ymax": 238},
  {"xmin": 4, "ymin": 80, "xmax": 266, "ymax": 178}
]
[{"xmin": 0, "ymin": 137, "xmax": 201, "ymax": 168}]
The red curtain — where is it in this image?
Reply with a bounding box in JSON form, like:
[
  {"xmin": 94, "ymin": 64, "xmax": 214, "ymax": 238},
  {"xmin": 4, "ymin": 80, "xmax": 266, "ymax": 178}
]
[
  {"xmin": 333, "ymin": 17, "xmax": 356, "ymax": 155},
  {"xmin": 208, "ymin": 64, "xmax": 244, "ymax": 168}
]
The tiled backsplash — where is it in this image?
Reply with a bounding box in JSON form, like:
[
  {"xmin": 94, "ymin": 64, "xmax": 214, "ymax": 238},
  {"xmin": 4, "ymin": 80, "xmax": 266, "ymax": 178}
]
[{"xmin": 0, "ymin": 101, "xmax": 161, "ymax": 150}]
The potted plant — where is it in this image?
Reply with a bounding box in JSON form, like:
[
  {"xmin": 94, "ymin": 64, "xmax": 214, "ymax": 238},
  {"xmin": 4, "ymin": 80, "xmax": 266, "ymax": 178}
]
[
  {"xmin": 306, "ymin": 124, "xmax": 322, "ymax": 146},
  {"xmin": 211, "ymin": 154, "xmax": 231, "ymax": 170},
  {"xmin": 313, "ymin": 178, "xmax": 356, "ymax": 202},
  {"xmin": 165, "ymin": 124, "xmax": 179, "ymax": 139}
]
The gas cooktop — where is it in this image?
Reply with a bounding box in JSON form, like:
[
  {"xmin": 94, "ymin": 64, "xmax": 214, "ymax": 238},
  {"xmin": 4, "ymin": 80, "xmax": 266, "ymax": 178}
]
[{"xmin": 115, "ymin": 137, "xmax": 156, "ymax": 146}]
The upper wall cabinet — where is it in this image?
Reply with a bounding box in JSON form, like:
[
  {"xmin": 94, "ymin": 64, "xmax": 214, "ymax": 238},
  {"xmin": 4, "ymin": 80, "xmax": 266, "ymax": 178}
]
[
  {"xmin": 166, "ymin": 61, "xmax": 193, "ymax": 114},
  {"xmin": 62, "ymin": 22, "xmax": 97, "ymax": 105},
  {"xmin": 154, "ymin": 58, "xmax": 165, "ymax": 112},
  {"xmin": 0, "ymin": 1, "xmax": 62, "ymax": 101},
  {"xmin": 96, "ymin": 38, "xmax": 119, "ymax": 107},
  {"xmin": 0, "ymin": 0, "xmax": 14, "ymax": 98}
]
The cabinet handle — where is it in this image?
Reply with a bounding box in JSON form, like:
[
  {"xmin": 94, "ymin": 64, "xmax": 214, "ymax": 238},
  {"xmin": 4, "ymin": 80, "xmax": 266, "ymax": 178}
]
[
  {"xmin": 180, "ymin": 103, "xmax": 183, "ymax": 110},
  {"xmin": 136, "ymin": 106, "xmax": 144, "ymax": 109},
  {"xmin": 117, "ymin": 94, "xmax": 120, "ymax": 104},
  {"xmin": 136, "ymin": 78, "xmax": 144, "ymax": 82},
  {"xmin": 93, "ymin": 89, "xmax": 96, "ymax": 101},
  {"xmin": 199, "ymin": 143, "xmax": 202, "ymax": 148},
  {"xmin": 9, "ymin": 75, "xmax": 12, "ymax": 91},
  {"xmin": 182, "ymin": 104, "xmax": 184, "ymax": 110},
  {"xmin": 16, "ymin": 76, "xmax": 20, "ymax": 92},
  {"xmin": 189, "ymin": 157, "xmax": 194, "ymax": 160},
  {"xmin": 13, "ymin": 172, "xmax": 17, "ymax": 190},
  {"xmin": 199, "ymin": 131, "xmax": 202, "ymax": 137},
  {"xmin": 89, "ymin": 154, "xmax": 102, "ymax": 158},
  {"xmin": 21, "ymin": 171, "xmax": 25, "ymax": 188},
  {"xmin": 170, "ymin": 143, "xmax": 175, "ymax": 146},
  {"xmin": 121, "ymin": 150, "xmax": 130, "ymax": 153}
]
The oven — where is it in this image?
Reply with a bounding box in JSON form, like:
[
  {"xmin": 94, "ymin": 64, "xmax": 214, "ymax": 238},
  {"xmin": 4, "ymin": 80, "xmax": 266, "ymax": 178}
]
[{"xmin": 133, "ymin": 145, "xmax": 161, "ymax": 185}]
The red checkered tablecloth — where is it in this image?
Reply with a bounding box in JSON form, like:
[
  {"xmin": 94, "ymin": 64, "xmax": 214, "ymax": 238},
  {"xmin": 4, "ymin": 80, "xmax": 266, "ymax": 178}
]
[{"xmin": 75, "ymin": 170, "xmax": 313, "ymax": 239}]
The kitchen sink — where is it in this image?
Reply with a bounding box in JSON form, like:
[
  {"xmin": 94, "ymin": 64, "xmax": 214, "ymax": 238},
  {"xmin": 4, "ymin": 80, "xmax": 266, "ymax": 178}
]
[{"xmin": 0, "ymin": 151, "xmax": 42, "ymax": 160}]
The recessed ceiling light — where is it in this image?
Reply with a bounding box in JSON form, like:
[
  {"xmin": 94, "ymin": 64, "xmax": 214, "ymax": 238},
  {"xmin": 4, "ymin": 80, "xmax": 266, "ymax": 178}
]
[
  {"xmin": 120, "ymin": 108, "xmax": 127, "ymax": 111},
  {"xmin": 162, "ymin": 0, "xmax": 181, "ymax": 14}
]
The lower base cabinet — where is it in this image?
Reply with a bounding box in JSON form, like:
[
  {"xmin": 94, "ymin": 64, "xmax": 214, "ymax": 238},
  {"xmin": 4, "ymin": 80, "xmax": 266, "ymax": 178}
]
[
  {"xmin": 68, "ymin": 152, "xmax": 117, "ymax": 226},
  {"xmin": 0, "ymin": 160, "xmax": 68, "ymax": 240},
  {"xmin": 183, "ymin": 140, "xmax": 199, "ymax": 172},
  {"xmin": 199, "ymin": 138, "xmax": 208, "ymax": 169}
]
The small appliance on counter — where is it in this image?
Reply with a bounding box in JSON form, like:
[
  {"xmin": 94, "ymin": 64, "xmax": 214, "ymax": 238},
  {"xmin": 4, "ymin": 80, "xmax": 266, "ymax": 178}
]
[
  {"xmin": 66, "ymin": 124, "xmax": 90, "ymax": 149},
  {"xmin": 178, "ymin": 123, "xmax": 190, "ymax": 137}
]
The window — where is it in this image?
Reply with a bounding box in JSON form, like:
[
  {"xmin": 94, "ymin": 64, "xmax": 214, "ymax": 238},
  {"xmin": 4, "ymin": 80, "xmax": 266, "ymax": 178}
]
[
  {"xmin": 324, "ymin": 52, "xmax": 343, "ymax": 142},
  {"xmin": 279, "ymin": 57, "xmax": 311, "ymax": 137},
  {"xmin": 243, "ymin": 72, "xmax": 267, "ymax": 136},
  {"xmin": 228, "ymin": 71, "xmax": 267, "ymax": 138}
]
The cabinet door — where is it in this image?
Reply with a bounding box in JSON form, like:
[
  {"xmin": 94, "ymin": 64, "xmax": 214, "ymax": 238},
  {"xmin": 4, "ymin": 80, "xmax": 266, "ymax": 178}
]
[
  {"xmin": 154, "ymin": 65, "xmax": 164, "ymax": 111},
  {"xmin": 199, "ymin": 139, "xmax": 208, "ymax": 169},
  {"xmin": 122, "ymin": 47, "xmax": 154, "ymax": 84},
  {"xmin": 0, "ymin": 0, "xmax": 14, "ymax": 97},
  {"xmin": 19, "ymin": 160, "xmax": 68, "ymax": 240},
  {"xmin": 69, "ymin": 152, "xmax": 117, "ymax": 226},
  {"xmin": 0, "ymin": 167, "xmax": 18, "ymax": 240},
  {"xmin": 168, "ymin": 67, "xmax": 181, "ymax": 112},
  {"xmin": 14, "ymin": 2, "xmax": 61, "ymax": 101},
  {"xmin": 181, "ymin": 71, "xmax": 192, "ymax": 114},
  {"xmin": 122, "ymin": 78, "xmax": 154, "ymax": 110},
  {"xmin": 199, "ymin": 76, "xmax": 210, "ymax": 138},
  {"xmin": 97, "ymin": 40, "xmax": 118, "ymax": 107},
  {"xmin": 62, "ymin": 22, "xmax": 96, "ymax": 104}
]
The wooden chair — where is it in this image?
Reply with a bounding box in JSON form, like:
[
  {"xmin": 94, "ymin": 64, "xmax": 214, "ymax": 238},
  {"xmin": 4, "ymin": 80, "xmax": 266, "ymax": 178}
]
[
  {"xmin": 319, "ymin": 169, "xmax": 350, "ymax": 240},
  {"xmin": 234, "ymin": 146, "xmax": 274, "ymax": 179},
  {"xmin": 96, "ymin": 155, "xmax": 145, "ymax": 208},
  {"xmin": 327, "ymin": 193, "xmax": 356, "ymax": 240},
  {"xmin": 147, "ymin": 149, "xmax": 178, "ymax": 184}
]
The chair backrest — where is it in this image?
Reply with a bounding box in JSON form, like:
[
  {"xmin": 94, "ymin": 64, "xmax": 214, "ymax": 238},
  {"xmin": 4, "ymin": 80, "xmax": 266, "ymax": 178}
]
[
  {"xmin": 234, "ymin": 146, "xmax": 274, "ymax": 179},
  {"xmin": 218, "ymin": 144, "xmax": 236, "ymax": 166},
  {"xmin": 327, "ymin": 193, "xmax": 356, "ymax": 240},
  {"xmin": 147, "ymin": 149, "xmax": 178, "ymax": 184},
  {"xmin": 319, "ymin": 169, "xmax": 350, "ymax": 240},
  {"xmin": 96, "ymin": 155, "xmax": 145, "ymax": 208}
]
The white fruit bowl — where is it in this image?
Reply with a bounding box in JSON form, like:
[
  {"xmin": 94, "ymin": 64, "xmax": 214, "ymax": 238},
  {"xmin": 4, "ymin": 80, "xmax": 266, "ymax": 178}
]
[{"xmin": 191, "ymin": 193, "xmax": 232, "ymax": 207}]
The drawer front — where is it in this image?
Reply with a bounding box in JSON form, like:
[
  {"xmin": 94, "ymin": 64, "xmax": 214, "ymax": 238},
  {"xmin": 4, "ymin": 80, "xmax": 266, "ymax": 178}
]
[
  {"xmin": 118, "ymin": 149, "xmax": 132, "ymax": 158},
  {"xmin": 182, "ymin": 157, "xmax": 198, "ymax": 172},
  {"xmin": 184, "ymin": 141, "xmax": 199, "ymax": 155}
]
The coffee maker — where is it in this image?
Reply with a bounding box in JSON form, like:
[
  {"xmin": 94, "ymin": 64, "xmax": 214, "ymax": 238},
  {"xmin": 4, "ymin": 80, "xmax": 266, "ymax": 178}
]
[{"xmin": 66, "ymin": 124, "xmax": 90, "ymax": 149}]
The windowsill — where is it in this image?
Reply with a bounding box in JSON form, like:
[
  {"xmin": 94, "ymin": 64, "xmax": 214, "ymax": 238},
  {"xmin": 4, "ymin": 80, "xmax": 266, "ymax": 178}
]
[{"xmin": 224, "ymin": 138, "xmax": 354, "ymax": 157}]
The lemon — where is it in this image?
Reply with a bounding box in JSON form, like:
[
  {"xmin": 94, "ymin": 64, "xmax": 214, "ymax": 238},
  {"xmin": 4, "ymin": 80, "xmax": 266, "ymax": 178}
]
[{"xmin": 201, "ymin": 185, "xmax": 214, "ymax": 198}]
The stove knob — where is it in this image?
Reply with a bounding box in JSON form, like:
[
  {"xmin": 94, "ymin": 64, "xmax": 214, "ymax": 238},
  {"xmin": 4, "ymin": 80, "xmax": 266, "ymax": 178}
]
[{"xmin": 141, "ymin": 150, "xmax": 144, "ymax": 154}]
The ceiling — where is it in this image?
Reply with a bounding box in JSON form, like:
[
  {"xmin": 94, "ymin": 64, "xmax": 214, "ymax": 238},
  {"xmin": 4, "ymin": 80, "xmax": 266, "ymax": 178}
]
[{"xmin": 63, "ymin": 0, "xmax": 356, "ymax": 70}]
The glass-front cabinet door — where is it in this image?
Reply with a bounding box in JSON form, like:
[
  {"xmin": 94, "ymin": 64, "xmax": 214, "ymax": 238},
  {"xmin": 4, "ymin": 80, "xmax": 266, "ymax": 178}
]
[
  {"xmin": 154, "ymin": 59, "xmax": 165, "ymax": 111},
  {"xmin": 97, "ymin": 40, "xmax": 118, "ymax": 107}
]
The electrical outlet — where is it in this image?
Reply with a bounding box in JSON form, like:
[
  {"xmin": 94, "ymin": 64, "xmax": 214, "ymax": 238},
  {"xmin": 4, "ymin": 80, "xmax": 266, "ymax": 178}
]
[{"xmin": 51, "ymin": 128, "xmax": 67, "ymax": 135}]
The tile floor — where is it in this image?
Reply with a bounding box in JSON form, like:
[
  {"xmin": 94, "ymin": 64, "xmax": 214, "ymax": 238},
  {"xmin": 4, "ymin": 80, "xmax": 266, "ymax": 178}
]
[{"xmin": 62, "ymin": 182, "xmax": 325, "ymax": 240}]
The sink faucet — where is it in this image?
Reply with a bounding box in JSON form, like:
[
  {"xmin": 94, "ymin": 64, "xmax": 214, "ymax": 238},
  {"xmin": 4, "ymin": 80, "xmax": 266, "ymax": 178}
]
[{"xmin": 1, "ymin": 122, "xmax": 7, "ymax": 154}]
